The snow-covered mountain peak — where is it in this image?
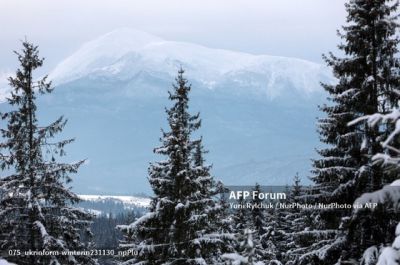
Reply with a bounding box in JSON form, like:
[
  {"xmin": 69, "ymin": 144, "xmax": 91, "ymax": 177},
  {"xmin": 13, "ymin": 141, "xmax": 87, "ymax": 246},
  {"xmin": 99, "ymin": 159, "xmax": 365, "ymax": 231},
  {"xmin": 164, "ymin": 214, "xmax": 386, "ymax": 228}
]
[
  {"xmin": 50, "ymin": 28, "xmax": 164, "ymax": 84},
  {"xmin": 50, "ymin": 28, "xmax": 332, "ymax": 99}
]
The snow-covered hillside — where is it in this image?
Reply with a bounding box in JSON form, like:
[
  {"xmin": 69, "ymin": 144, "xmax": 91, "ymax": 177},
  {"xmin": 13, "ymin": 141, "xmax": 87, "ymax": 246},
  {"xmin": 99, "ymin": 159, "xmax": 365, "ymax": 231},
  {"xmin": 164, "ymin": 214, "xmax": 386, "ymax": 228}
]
[
  {"xmin": 0, "ymin": 259, "xmax": 16, "ymax": 265},
  {"xmin": 78, "ymin": 195, "xmax": 150, "ymax": 216},
  {"xmin": 79, "ymin": 194, "xmax": 150, "ymax": 208},
  {"xmin": 50, "ymin": 28, "xmax": 332, "ymax": 99}
]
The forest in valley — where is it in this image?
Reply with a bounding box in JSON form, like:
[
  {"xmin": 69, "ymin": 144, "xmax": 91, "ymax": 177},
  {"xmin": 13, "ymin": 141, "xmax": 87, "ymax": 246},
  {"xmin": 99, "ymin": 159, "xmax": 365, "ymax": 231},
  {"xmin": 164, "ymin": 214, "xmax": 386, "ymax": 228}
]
[{"xmin": 2, "ymin": 0, "xmax": 400, "ymax": 264}]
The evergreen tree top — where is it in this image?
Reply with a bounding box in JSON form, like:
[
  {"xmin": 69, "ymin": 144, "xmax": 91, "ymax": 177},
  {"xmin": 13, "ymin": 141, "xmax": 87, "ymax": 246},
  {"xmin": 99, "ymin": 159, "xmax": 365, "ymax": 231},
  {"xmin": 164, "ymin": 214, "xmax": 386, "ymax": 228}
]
[{"xmin": 8, "ymin": 41, "xmax": 52, "ymax": 102}]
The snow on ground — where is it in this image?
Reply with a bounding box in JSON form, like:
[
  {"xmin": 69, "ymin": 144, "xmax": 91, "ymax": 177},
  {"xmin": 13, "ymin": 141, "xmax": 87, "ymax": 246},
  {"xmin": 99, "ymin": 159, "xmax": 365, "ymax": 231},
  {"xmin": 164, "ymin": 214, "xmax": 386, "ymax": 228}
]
[
  {"xmin": 0, "ymin": 259, "xmax": 17, "ymax": 265},
  {"xmin": 79, "ymin": 194, "xmax": 151, "ymax": 208},
  {"xmin": 85, "ymin": 208, "xmax": 103, "ymax": 216}
]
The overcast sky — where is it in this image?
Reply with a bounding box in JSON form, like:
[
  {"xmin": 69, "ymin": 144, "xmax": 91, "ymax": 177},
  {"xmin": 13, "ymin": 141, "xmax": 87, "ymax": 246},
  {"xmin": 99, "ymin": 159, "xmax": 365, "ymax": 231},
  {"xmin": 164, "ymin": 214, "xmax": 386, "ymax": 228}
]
[{"xmin": 0, "ymin": 0, "xmax": 347, "ymax": 72}]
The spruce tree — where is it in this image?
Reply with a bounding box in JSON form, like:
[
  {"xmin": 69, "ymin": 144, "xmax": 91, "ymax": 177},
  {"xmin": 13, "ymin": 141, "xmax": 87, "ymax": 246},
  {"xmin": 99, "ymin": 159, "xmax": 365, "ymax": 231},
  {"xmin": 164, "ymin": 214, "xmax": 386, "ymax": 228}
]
[
  {"xmin": 281, "ymin": 175, "xmax": 302, "ymax": 264},
  {"xmin": 307, "ymin": 0, "xmax": 400, "ymax": 263},
  {"xmin": 222, "ymin": 229, "xmax": 264, "ymax": 265},
  {"xmin": 267, "ymin": 196, "xmax": 286, "ymax": 264},
  {"xmin": 284, "ymin": 175, "xmax": 319, "ymax": 265},
  {"xmin": 233, "ymin": 196, "xmax": 249, "ymax": 233},
  {"xmin": 290, "ymin": 173, "xmax": 302, "ymax": 204},
  {"xmin": 0, "ymin": 41, "xmax": 96, "ymax": 264},
  {"xmin": 118, "ymin": 68, "xmax": 228, "ymax": 264},
  {"xmin": 192, "ymin": 136, "xmax": 236, "ymax": 262},
  {"xmin": 250, "ymin": 184, "xmax": 265, "ymax": 238},
  {"xmin": 347, "ymin": 92, "xmax": 400, "ymax": 264},
  {"xmin": 216, "ymin": 187, "xmax": 237, "ymax": 260},
  {"xmin": 249, "ymin": 184, "xmax": 278, "ymax": 263}
]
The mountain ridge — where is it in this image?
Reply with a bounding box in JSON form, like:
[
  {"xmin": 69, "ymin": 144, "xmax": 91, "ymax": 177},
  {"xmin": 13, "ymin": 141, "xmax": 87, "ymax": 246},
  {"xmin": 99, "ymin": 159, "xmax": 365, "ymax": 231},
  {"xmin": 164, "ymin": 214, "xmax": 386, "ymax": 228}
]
[{"xmin": 49, "ymin": 28, "xmax": 332, "ymax": 100}]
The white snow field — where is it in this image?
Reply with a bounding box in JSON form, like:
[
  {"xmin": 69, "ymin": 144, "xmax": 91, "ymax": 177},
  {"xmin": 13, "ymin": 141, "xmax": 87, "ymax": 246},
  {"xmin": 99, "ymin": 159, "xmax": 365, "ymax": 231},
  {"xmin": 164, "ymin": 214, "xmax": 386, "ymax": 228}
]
[
  {"xmin": 0, "ymin": 259, "xmax": 16, "ymax": 265},
  {"xmin": 79, "ymin": 194, "xmax": 151, "ymax": 208}
]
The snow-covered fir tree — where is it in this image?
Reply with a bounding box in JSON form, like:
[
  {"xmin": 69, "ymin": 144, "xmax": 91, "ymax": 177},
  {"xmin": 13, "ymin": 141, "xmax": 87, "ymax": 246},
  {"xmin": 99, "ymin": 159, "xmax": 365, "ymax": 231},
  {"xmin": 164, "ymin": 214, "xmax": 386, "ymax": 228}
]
[
  {"xmin": 192, "ymin": 136, "xmax": 236, "ymax": 261},
  {"xmin": 250, "ymin": 184, "xmax": 266, "ymax": 239},
  {"xmin": 0, "ymin": 41, "xmax": 97, "ymax": 265},
  {"xmin": 283, "ymin": 174, "xmax": 308, "ymax": 264},
  {"xmin": 267, "ymin": 197, "xmax": 287, "ymax": 264},
  {"xmin": 305, "ymin": 0, "xmax": 400, "ymax": 263},
  {"xmin": 118, "ymin": 68, "xmax": 230, "ymax": 264},
  {"xmin": 233, "ymin": 196, "xmax": 249, "ymax": 233},
  {"xmin": 249, "ymin": 184, "xmax": 279, "ymax": 264},
  {"xmin": 222, "ymin": 228, "xmax": 266, "ymax": 265},
  {"xmin": 348, "ymin": 108, "xmax": 400, "ymax": 265},
  {"xmin": 290, "ymin": 173, "xmax": 302, "ymax": 205},
  {"xmin": 376, "ymin": 222, "xmax": 400, "ymax": 265},
  {"xmin": 220, "ymin": 189, "xmax": 239, "ymax": 261}
]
